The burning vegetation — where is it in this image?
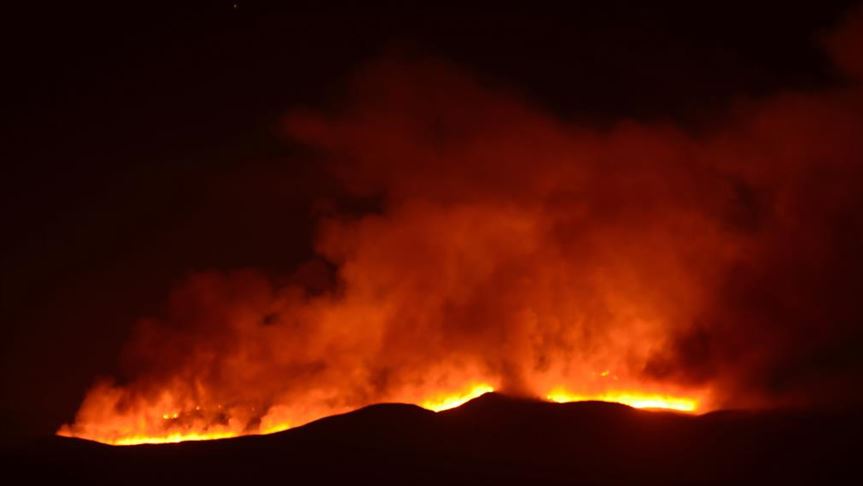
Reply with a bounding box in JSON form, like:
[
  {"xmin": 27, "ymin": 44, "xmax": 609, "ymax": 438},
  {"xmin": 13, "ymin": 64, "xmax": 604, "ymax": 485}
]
[{"xmin": 59, "ymin": 9, "xmax": 863, "ymax": 445}]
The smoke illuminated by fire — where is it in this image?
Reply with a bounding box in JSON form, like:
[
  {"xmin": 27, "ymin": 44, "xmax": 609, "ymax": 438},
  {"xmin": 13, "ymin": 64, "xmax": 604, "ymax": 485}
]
[{"xmin": 59, "ymin": 9, "xmax": 863, "ymax": 445}]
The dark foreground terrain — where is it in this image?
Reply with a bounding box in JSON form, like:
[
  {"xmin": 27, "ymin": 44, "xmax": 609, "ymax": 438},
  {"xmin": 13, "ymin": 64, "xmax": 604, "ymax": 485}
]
[{"xmin": 4, "ymin": 393, "xmax": 860, "ymax": 485}]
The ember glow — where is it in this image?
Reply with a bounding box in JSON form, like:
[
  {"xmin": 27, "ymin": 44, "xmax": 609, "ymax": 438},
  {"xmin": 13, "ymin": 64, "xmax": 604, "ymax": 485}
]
[
  {"xmin": 59, "ymin": 9, "xmax": 863, "ymax": 446},
  {"xmin": 57, "ymin": 383, "xmax": 502, "ymax": 445},
  {"xmin": 420, "ymin": 384, "xmax": 496, "ymax": 412},
  {"xmin": 99, "ymin": 431, "xmax": 238, "ymax": 447},
  {"xmin": 546, "ymin": 389, "xmax": 699, "ymax": 412},
  {"xmin": 58, "ymin": 381, "xmax": 704, "ymax": 445}
]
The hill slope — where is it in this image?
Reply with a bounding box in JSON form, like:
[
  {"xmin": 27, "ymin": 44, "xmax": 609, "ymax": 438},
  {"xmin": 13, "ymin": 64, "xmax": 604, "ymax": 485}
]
[{"xmin": 6, "ymin": 393, "xmax": 860, "ymax": 484}]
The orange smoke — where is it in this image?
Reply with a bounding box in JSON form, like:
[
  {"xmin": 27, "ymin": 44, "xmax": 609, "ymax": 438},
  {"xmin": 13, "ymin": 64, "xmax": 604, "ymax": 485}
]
[{"xmin": 59, "ymin": 9, "xmax": 863, "ymax": 445}]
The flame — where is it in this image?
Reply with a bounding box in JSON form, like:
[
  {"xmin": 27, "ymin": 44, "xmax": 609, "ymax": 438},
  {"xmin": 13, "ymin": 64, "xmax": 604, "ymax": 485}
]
[
  {"xmin": 60, "ymin": 40, "xmax": 863, "ymax": 447},
  {"xmin": 419, "ymin": 383, "xmax": 495, "ymax": 411},
  {"xmin": 546, "ymin": 388, "xmax": 699, "ymax": 412},
  {"xmin": 96, "ymin": 431, "xmax": 238, "ymax": 446},
  {"xmin": 57, "ymin": 384, "xmax": 495, "ymax": 445},
  {"xmin": 58, "ymin": 382, "xmax": 500, "ymax": 445},
  {"xmin": 56, "ymin": 408, "xmax": 288, "ymax": 445},
  {"xmin": 57, "ymin": 380, "xmax": 708, "ymax": 445}
]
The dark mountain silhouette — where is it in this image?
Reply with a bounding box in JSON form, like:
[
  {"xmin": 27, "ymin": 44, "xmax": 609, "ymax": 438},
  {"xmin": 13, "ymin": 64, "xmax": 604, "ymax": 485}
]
[{"xmin": 5, "ymin": 393, "xmax": 860, "ymax": 485}]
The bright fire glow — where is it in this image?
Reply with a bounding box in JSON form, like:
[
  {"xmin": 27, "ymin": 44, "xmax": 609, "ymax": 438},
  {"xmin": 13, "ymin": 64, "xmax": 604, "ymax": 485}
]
[
  {"xmin": 57, "ymin": 382, "xmax": 707, "ymax": 445},
  {"xmin": 58, "ymin": 383, "xmax": 498, "ymax": 445},
  {"xmin": 55, "ymin": 42, "xmax": 863, "ymax": 450},
  {"xmin": 56, "ymin": 419, "xmax": 256, "ymax": 446},
  {"xmin": 419, "ymin": 383, "xmax": 495, "ymax": 411},
  {"xmin": 106, "ymin": 431, "xmax": 239, "ymax": 446},
  {"xmin": 546, "ymin": 388, "xmax": 699, "ymax": 412}
]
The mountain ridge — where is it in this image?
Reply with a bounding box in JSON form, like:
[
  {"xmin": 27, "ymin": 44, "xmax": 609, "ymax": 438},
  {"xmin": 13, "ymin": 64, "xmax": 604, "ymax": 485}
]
[{"xmin": 7, "ymin": 392, "xmax": 860, "ymax": 484}]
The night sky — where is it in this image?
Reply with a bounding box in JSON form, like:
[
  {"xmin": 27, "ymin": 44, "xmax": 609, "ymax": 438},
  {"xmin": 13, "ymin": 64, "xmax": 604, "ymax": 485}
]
[{"xmin": 3, "ymin": 0, "xmax": 860, "ymax": 441}]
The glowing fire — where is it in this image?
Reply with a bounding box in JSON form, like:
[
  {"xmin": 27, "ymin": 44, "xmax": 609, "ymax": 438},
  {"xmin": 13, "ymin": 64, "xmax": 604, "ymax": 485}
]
[
  {"xmin": 56, "ymin": 54, "xmax": 823, "ymax": 447},
  {"xmin": 57, "ymin": 384, "xmax": 497, "ymax": 445},
  {"xmin": 57, "ymin": 381, "xmax": 707, "ymax": 445},
  {"xmin": 420, "ymin": 383, "xmax": 495, "ymax": 411},
  {"xmin": 104, "ymin": 431, "xmax": 238, "ymax": 446},
  {"xmin": 546, "ymin": 388, "xmax": 698, "ymax": 412}
]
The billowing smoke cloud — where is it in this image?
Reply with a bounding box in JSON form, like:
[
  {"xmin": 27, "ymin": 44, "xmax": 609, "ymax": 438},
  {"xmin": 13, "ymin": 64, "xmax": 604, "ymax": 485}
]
[{"xmin": 61, "ymin": 9, "xmax": 863, "ymax": 443}]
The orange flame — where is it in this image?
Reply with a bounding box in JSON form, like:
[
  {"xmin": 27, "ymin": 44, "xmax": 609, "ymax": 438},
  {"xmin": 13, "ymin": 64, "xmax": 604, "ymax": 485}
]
[
  {"xmin": 57, "ymin": 383, "xmax": 499, "ymax": 445},
  {"xmin": 60, "ymin": 42, "xmax": 863, "ymax": 445},
  {"xmin": 58, "ymin": 380, "xmax": 708, "ymax": 445},
  {"xmin": 546, "ymin": 388, "xmax": 699, "ymax": 412},
  {"xmin": 420, "ymin": 383, "xmax": 495, "ymax": 411}
]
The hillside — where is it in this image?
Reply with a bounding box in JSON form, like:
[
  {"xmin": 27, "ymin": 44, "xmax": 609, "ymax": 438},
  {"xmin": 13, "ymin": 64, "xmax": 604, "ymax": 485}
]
[{"xmin": 6, "ymin": 393, "xmax": 860, "ymax": 484}]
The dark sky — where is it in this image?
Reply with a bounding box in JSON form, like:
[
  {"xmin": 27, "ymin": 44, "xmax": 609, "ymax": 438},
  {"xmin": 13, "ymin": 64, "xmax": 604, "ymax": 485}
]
[{"xmin": 2, "ymin": 0, "xmax": 859, "ymax": 440}]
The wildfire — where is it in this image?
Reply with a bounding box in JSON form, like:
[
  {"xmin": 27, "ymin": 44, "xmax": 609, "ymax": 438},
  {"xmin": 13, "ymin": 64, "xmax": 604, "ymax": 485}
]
[
  {"xmin": 59, "ymin": 52, "xmax": 835, "ymax": 448},
  {"xmin": 546, "ymin": 388, "xmax": 699, "ymax": 412},
  {"xmin": 419, "ymin": 383, "xmax": 495, "ymax": 411},
  {"xmin": 57, "ymin": 381, "xmax": 709, "ymax": 445},
  {"xmin": 106, "ymin": 431, "xmax": 239, "ymax": 446}
]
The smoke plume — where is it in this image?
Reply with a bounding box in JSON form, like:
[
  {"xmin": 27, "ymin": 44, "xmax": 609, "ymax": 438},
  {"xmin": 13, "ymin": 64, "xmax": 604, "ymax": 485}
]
[{"xmin": 61, "ymin": 9, "xmax": 863, "ymax": 444}]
